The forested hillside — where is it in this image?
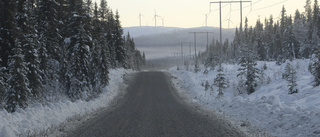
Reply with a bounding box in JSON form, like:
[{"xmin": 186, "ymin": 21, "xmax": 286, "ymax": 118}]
[
  {"xmin": 198, "ymin": 0, "xmax": 320, "ymax": 94},
  {"xmin": 0, "ymin": 0, "xmax": 145, "ymax": 113}
]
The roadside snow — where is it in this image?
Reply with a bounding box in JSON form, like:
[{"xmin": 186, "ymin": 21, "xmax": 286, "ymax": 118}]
[
  {"xmin": 168, "ymin": 59, "xmax": 320, "ymax": 137},
  {"xmin": 0, "ymin": 68, "xmax": 132, "ymax": 137}
]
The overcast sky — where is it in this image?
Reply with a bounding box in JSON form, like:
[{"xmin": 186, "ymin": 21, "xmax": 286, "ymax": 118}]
[{"xmin": 94, "ymin": 0, "xmax": 306, "ymax": 28}]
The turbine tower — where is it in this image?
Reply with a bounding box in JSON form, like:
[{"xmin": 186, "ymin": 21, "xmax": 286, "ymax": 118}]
[
  {"xmin": 204, "ymin": 13, "xmax": 208, "ymax": 27},
  {"xmin": 138, "ymin": 12, "xmax": 144, "ymax": 27},
  {"xmin": 153, "ymin": 10, "xmax": 161, "ymax": 26},
  {"xmin": 225, "ymin": 15, "xmax": 233, "ymax": 29},
  {"xmin": 161, "ymin": 16, "xmax": 165, "ymax": 27}
]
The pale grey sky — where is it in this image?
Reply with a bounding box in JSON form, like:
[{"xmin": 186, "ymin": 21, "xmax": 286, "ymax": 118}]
[{"xmin": 94, "ymin": 0, "xmax": 306, "ymax": 28}]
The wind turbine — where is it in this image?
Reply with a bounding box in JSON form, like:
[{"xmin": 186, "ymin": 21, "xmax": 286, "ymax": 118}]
[
  {"xmin": 226, "ymin": 18, "xmax": 233, "ymax": 29},
  {"xmin": 204, "ymin": 13, "xmax": 208, "ymax": 27},
  {"xmin": 138, "ymin": 12, "xmax": 144, "ymax": 27},
  {"xmin": 161, "ymin": 16, "xmax": 165, "ymax": 27},
  {"xmin": 225, "ymin": 14, "xmax": 233, "ymax": 29},
  {"xmin": 153, "ymin": 10, "xmax": 161, "ymax": 27}
]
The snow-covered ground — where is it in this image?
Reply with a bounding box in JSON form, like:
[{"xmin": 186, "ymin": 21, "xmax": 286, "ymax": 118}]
[
  {"xmin": 0, "ymin": 69, "xmax": 132, "ymax": 137},
  {"xmin": 168, "ymin": 59, "xmax": 320, "ymax": 137}
]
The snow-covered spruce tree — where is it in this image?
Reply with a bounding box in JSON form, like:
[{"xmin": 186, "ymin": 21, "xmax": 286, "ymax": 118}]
[
  {"xmin": 36, "ymin": 0, "xmax": 61, "ymax": 90},
  {"xmin": 237, "ymin": 17, "xmax": 261, "ymax": 95},
  {"xmin": 99, "ymin": 35, "xmax": 110, "ymax": 87},
  {"xmin": 124, "ymin": 33, "xmax": 134, "ymax": 69},
  {"xmin": 309, "ymin": 45, "xmax": 320, "ymax": 86},
  {"xmin": 123, "ymin": 33, "xmax": 145, "ymax": 70},
  {"xmin": 264, "ymin": 16, "xmax": 275, "ymax": 61},
  {"xmin": 237, "ymin": 54, "xmax": 260, "ymax": 94},
  {"xmin": 113, "ymin": 10, "xmax": 127, "ymax": 68},
  {"xmin": 204, "ymin": 49, "xmax": 217, "ymax": 70},
  {"xmin": 88, "ymin": 2, "xmax": 103, "ymax": 95},
  {"xmin": 284, "ymin": 63, "xmax": 298, "ymax": 94},
  {"xmin": 232, "ymin": 28, "xmax": 241, "ymax": 61},
  {"xmin": 0, "ymin": 0, "xmax": 16, "ymax": 68},
  {"xmin": 5, "ymin": 38, "xmax": 31, "ymax": 113},
  {"xmin": 65, "ymin": 0, "xmax": 92, "ymax": 101},
  {"xmin": 214, "ymin": 65, "xmax": 229, "ymax": 98},
  {"xmin": 194, "ymin": 60, "xmax": 200, "ymax": 73},
  {"xmin": 0, "ymin": 62, "xmax": 7, "ymax": 103},
  {"xmin": 283, "ymin": 15, "xmax": 298, "ymax": 61},
  {"xmin": 96, "ymin": 0, "xmax": 111, "ymax": 87},
  {"xmin": 204, "ymin": 80, "xmax": 210, "ymax": 91},
  {"xmin": 17, "ymin": 0, "xmax": 44, "ymax": 99},
  {"xmin": 134, "ymin": 50, "xmax": 144, "ymax": 71},
  {"xmin": 105, "ymin": 11, "xmax": 117, "ymax": 68},
  {"xmin": 255, "ymin": 19, "xmax": 266, "ymax": 61}
]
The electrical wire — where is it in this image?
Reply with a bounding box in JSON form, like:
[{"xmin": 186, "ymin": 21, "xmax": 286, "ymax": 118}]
[
  {"xmin": 252, "ymin": 0, "xmax": 289, "ymax": 11},
  {"xmin": 209, "ymin": 0, "xmax": 234, "ymax": 13}
]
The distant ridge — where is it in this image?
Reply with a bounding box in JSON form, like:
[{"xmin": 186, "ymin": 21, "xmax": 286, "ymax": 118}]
[
  {"xmin": 123, "ymin": 26, "xmax": 236, "ymax": 59},
  {"xmin": 123, "ymin": 26, "xmax": 182, "ymax": 38},
  {"xmin": 123, "ymin": 26, "xmax": 235, "ymax": 39}
]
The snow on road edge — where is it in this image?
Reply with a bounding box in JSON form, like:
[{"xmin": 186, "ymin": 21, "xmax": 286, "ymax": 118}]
[
  {"xmin": 0, "ymin": 68, "xmax": 132, "ymax": 137},
  {"xmin": 167, "ymin": 59, "xmax": 320, "ymax": 137}
]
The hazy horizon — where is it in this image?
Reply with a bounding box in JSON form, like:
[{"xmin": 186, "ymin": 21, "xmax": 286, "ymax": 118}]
[{"xmin": 94, "ymin": 0, "xmax": 305, "ymax": 28}]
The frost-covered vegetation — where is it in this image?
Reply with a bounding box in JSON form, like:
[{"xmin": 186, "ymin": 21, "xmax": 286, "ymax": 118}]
[
  {"xmin": 170, "ymin": 59, "xmax": 320, "ymax": 137},
  {"xmin": 168, "ymin": 0, "xmax": 320, "ymax": 136},
  {"xmin": 0, "ymin": 0, "xmax": 145, "ymax": 113}
]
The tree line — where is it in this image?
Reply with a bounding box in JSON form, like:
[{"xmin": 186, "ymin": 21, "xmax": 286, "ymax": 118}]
[
  {"xmin": 198, "ymin": 0, "xmax": 320, "ymax": 96},
  {"xmin": 0, "ymin": 0, "xmax": 145, "ymax": 112}
]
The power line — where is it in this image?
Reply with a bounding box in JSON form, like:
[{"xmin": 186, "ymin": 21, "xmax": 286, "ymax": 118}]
[
  {"xmin": 231, "ymin": 0, "xmax": 288, "ymax": 12},
  {"xmin": 222, "ymin": 0, "xmax": 290, "ymax": 28},
  {"xmin": 233, "ymin": 0, "xmax": 262, "ymax": 11},
  {"xmin": 252, "ymin": 0, "xmax": 289, "ymax": 11},
  {"xmin": 210, "ymin": 1, "xmax": 251, "ymax": 62},
  {"xmin": 210, "ymin": 3, "xmax": 230, "ymax": 13}
]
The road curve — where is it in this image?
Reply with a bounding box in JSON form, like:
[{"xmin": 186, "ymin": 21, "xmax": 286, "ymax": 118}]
[{"xmin": 67, "ymin": 71, "xmax": 243, "ymax": 137}]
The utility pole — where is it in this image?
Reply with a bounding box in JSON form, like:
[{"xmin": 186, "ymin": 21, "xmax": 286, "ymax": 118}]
[
  {"xmin": 189, "ymin": 42, "xmax": 192, "ymax": 59},
  {"xmin": 210, "ymin": 1, "xmax": 251, "ymax": 59},
  {"xmin": 189, "ymin": 32, "xmax": 197, "ymax": 58},
  {"xmin": 181, "ymin": 42, "xmax": 192, "ymax": 62},
  {"xmin": 181, "ymin": 42, "xmax": 183, "ymax": 58},
  {"xmin": 210, "ymin": 1, "xmax": 250, "ymax": 31},
  {"xmin": 189, "ymin": 32, "xmax": 214, "ymax": 58}
]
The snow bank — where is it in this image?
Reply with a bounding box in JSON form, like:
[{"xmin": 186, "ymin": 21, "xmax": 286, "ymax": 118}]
[
  {"xmin": 168, "ymin": 59, "xmax": 320, "ymax": 137},
  {"xmin": 0, "ymin": 68, "xmax": 132, "ymax": 137}
]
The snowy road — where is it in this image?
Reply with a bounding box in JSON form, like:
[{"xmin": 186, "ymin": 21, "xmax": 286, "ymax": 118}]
[{"xmin": 66, "ymin": 71, "xmax": 243, "ymax": 137}]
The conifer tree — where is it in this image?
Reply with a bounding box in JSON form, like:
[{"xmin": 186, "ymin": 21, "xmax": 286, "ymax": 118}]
[
  {"xmin": 65, "ymin": 0, "xmax": 92, "ymax": 101},
  {"xmin": 5, "ymin": 39, "xmax": 30, "ymax": 112},
  {"xmin": 36, "ymin": 0, "xmax": 61, "ymax": 87},
  {"xmin": 284, "ymin": 63, "xmax": 298, "ymax": 94},
  {"xmin": 305, "ymin": 0, "xmax": 313, "ymax": 40},
  {"xmin": 237, "ymin": 52, "xmax": 260, "ymax": 94},
  {"xmin": 237, "ymin": 18, "xmax": 261, "ymax": 94},
  {"xmin": 0, "ymin": 62, "xmax": 6, "ymax": 102},
  {"xmin": 255, "ymin": 20, "xmax": 266, "ymax": 60},
  {"xmin": 97, "ymin": 0, "xmax": 110, "ymax": 87},
  {"xmin": 310, "ymin": 45, "xmax": 320, "ymax": 86},
  {"xmin": 214, "ymin": 65, "xmax": 229, "ymax": 98},
  {"xmin": 114, "ymin": 10, "xmax": 127, "ymax": 68},
  {"xmin": 19, "ymin": 0, "xmax": 43, "ymax": 99},
  {"xmin": 89, "ymin": 2, "xmax": 103, "ymax": 95},
  {"xmin": 106, "ymin": 11, "xmax": 117, "ymax": 68},
  {"xmin": 0, "ymin": 0, "xmax": 16, "ymax": 68},
  {"xmin": 194, "ymin": 60, "xmax": 200, "ymax": 73}
]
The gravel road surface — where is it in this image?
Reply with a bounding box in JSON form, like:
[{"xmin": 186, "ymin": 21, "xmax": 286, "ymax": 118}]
[{"xmin": 66, "ymin": 71, "xmax": 244, "ymax": 137}]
